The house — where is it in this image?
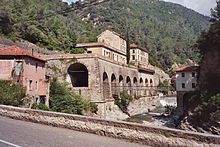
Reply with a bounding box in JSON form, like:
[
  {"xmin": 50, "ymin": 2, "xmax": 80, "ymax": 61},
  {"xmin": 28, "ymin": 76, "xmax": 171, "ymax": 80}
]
[
  {"xmin": 0, "ymin": 46, "xmax": 50, "ymax": 106},
  {"xmin": 175, "ymin": 66, "xmax": 199, "ymax": 114},
  {"xmin": 129, "ymin": 43, "xmax": 149, "ymax": 68},
  {"xmin": 76, "ymin": 30, "xmax": 127, "ymax": 64}
]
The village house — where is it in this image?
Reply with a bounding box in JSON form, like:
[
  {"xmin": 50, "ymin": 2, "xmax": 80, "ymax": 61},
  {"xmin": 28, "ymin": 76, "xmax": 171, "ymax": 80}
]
[
  {"xmin": 0, "ymin": 46, "xmax": 50, "ymax": 106},
  {"xmin": 175, "ymin": 66, "xmax": 199, "ymax": 114},
  {"xmin": 76, "ymin": 30, "xmax": 127, "ymax": 64},
  {"xmin": 129, "ymin": 43, "xmax": 149, "ymax": 68}
]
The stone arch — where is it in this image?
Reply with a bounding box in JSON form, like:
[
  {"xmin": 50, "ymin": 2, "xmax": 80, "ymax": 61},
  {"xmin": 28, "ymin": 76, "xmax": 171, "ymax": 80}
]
[
  {"xmin": 150, "ymin": 79, "xmax": 154, "ymax": 96},
  {"xmin": 111, "ymin": 73, "xmax": 117, "ymax": 97},
  {"xmin": 145, "ymin": 78, "xmax": 149, "ymax": 96},
  {"xmin": 150, "ymin": 79, "xmax": 153, "ymax": 86},
  {"xmin": 139, "ymin": 77, "xmax": 144, "ymax": 95},
  {"xmin": 133, "ymin": 77, "xmax": 138, "ymax": 97},
  {"xmin": 103, "ymin": 72, "xmax": 110, "ymax": 100},
  {"xmin": 119, "ymin": 75, "xmax": 124, "ymax": 93},
  {"xmin": 126, "ymin": 76, "xmax": 132, "ymax": 94},
  {"xmin": 133, "ymin": 77, "xmax": 138, "ymax": 85},
  {"xmin": 67, "ymin": 63, "xmax": 88, "ymax": 87}
]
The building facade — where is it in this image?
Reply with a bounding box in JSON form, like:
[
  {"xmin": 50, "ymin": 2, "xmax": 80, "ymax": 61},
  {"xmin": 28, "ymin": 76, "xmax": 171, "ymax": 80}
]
[
  {"xmin": 175, "ymin": 66, "xmax": 198, "ymax": 114},
  {"xmin": 0, "ymin": 46, "xmax": 50, "ymax": 106},
  {"xmin": 76, "ymin": 30, "xmax": 127, "ymax": 64},
  {"xmin": 130, "ymin": 43, "xmax": 149, "ymax": 68}
]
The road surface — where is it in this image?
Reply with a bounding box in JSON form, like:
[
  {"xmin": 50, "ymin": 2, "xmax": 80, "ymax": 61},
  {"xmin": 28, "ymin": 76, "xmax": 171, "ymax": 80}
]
[{"xmin": 0, "ymin": 116, "xmax": 146, "ymax": 147}]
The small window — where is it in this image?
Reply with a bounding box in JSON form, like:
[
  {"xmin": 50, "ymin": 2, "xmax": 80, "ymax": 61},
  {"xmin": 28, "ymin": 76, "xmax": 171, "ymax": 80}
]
[
  {"xmin": 181, "ymin": 73, "xmax": 185, "ymax": 78},
  {"xmin": 192, "ymin": 72, "xmax": 195, "ymax": 77},
  {"xmin": 29, "ymin": 80, "xmax": 33, "ymax": 91},
  {"xmin": 192, "ymin": 83, "xmax": 196, "ymax": 88},
  {"xmin": 35, "ymin": 63, "xmax": 38, "ymax": 72},
  {"xmin": 132, "ymin": 50, "xmax": 135, "ymax": 53},
  {"xmin": 35, "ymin": 81, "xmax": 38, "ymax": 90},
  {"xmin": 87, "ymin": 51, "xmax": 92, "ymax": 54},
  {"xmin": 182, "ymin": 83, "xmax": 185, "ymax": 88},
  {"xmin": 132, "ymin": 55, "xmax": 135, "ymax": 60}
]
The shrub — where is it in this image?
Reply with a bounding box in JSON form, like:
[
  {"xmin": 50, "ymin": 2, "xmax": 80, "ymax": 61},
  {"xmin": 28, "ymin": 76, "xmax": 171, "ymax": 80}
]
[
  {"xmin": 0, "ymin": 81, "xmax": 25, "ymax": 106},
  {"xmin": 31, "ymin": 103, "xmax": 51, "ymax": 111},
  {"xmin": 49, "ymin": 78, "xmax": 97, "ymax": 115},
  {"xmin": 115, "ymin": 91, "xmax": 133, "ymax": 114}
]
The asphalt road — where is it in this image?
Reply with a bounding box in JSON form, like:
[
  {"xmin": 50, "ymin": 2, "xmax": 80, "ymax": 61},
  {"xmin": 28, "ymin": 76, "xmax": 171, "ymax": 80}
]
[{"xmin": 0, "ymin": 116, "xmax": 147, "ymax": 147}]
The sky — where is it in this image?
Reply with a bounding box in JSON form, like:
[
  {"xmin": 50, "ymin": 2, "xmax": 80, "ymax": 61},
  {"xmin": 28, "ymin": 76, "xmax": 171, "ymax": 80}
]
[
  {"xmin": 63, "ymin": 0, "xmax": 217, "ymax": 16},
  {"xmin": 163, "ymin": 0, "xmax": 216, "ymax": 16}
]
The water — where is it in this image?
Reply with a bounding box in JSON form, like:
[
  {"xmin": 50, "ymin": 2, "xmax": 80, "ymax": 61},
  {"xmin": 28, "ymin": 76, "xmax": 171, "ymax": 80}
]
[{"xmin": 126, "ymin": 96, "xmax": 176, "ymax": 124}]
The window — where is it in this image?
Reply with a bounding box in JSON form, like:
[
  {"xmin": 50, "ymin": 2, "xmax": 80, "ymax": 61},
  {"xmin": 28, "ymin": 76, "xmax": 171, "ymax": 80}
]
[
  {"xmin": 29, "ymin": 80, "xmax": 32, "ymax": 91},
  {"xmin": 132, "ymin": 50, "xmax": 135, "ymax": 53},
  {"xmin": 87, "ymin": 51, "xmax": 92, "ymax": 54},
  {"xmin": 35, "ymin": 63, "xmax": 38, "ymax": 72},
  {"xmin": 192, "ymin": 83, "xmax": 196, "ymax": 88},
  {"xmin": 182, "ymin": 83, "xmax": 185, "ymax": 88},
  {"xmin": 181, "ymin": 73, "xmax": 185, "ymax": 78},
  {"xmin": 132, "ymin": 55, "xmax": 135, "ymax": 60},
  {"xmin": 192, "ymin": 72, "xmax": 195, "ymax": 77},
  {"xmin": 35, "ymin": 81, "xmax": 38, "ymax": 90}
]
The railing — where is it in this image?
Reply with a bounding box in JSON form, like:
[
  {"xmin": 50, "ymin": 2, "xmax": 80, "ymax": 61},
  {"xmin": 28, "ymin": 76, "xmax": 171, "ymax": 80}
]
[{"xmin": 111, "ymin": 85, "xmax": 158, "ymax": 98}]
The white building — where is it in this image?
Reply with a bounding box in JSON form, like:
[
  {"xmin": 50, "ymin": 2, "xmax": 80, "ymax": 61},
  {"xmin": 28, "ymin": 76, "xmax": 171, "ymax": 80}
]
[{"xmin": 175, "ymin": 66, "xmax": 199, "ymax": 114}]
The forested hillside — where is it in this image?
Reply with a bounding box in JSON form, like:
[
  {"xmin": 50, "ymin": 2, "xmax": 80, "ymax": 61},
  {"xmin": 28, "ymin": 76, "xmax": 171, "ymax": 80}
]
[
  {"xmin": 78, "ymin": 0, "xmax": 210, "ymax": 70},
  {"xmin": 0, "ymin": 0, "xmax": 210, "ymax": 71},
  {"xmin": 0, "ymin": 0, "xmax": 100, "ymax": 52}
]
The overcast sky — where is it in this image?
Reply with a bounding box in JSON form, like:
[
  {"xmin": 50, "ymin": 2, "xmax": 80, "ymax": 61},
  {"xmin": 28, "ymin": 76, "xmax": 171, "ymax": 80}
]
[{"xmin": 63, "ymin": 0, "xmax": 217, "ymax": 16}]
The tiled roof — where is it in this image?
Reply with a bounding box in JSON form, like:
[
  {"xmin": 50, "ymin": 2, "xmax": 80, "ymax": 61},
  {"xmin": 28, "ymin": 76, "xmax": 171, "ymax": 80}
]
[
  {"xmin": 130, "ymin": 43, "xmax": 148, "ymax": 52},
  {"xmin": 0, "ymin": 46, "xmax": 45, "ymax": 62},
  {"xmin": 176, "ymin": 66, "xmax": 199, "ymax": 72},
  {"xmin": 76, "ymin": 42, "xmax": 126, "ymax": 56}
]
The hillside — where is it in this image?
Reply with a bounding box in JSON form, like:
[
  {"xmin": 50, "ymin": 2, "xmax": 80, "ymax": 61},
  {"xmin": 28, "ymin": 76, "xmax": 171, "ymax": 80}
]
[
  {"xmin": 0, "ymin": 0, "xmax": 210, "ymax": 71},
  {"xmin": 77, "ymin": 0, "xmax": 210, "ymax": 70},
  {"xmin": 0, "ymin": 0, "xmax": 100, "ymax": 52}
]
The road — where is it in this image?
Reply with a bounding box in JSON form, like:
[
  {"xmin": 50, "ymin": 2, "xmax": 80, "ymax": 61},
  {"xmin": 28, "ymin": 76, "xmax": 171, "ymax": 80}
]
[{"xmin": 0, "ymin": 116, "xmax": 146, "ymax": 147}]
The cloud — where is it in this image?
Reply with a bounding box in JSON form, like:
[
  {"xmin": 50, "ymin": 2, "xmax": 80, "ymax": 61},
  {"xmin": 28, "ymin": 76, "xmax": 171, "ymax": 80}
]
[{"xmin": 163, "ymin": 0, "xmax": 216, "ymax": 16}]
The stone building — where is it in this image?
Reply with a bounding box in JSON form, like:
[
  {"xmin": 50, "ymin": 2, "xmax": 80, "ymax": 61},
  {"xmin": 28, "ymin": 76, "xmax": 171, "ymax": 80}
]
[
  {"xmin": 44, "ymin": 30, "xmax": 169, "ymax": 118},
  {"xmin": 76, "ymin": 30, "xmax": 127, "ymax": 64},
  {"xmin": 130, "ymin": 43, "xmax": 149, "ymax": 68},
  {"xmin": 175, "ymin": 66, "xmax": 199, "ymax": 114},
  {"xmin": 0, "ymin": 46, "xmax": 50, "ymax": 106}
]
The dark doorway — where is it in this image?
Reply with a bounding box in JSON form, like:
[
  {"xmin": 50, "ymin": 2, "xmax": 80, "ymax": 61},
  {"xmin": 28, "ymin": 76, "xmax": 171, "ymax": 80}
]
[{"xmin": 68, "ymin": 63, "xmax": 88, "ymax": 87}]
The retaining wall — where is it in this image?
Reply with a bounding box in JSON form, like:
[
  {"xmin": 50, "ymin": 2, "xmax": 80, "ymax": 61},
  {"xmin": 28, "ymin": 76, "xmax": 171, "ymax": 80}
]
[{"xmin": 0, "ymin": 105, "xmax": 219, "ymax": 147}]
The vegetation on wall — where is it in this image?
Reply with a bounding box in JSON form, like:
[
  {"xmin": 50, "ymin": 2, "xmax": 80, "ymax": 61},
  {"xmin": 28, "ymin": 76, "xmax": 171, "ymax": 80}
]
[
  {"xmin": 115, "ymin": 91, "xmax": 133, "ymax": 115},
  {"xmin": 0, "ymin": 81, "xmax": 26, "ymax": 106},
  {"xmin": 49, "ymin": 78, "xmax": 97, "ymax": 115}
]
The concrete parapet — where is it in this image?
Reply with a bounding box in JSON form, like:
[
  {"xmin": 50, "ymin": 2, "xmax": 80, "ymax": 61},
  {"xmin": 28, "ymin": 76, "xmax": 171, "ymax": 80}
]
[{"xmin": 0, "ymin": 105, "xmax": 219, "ymax": 146}]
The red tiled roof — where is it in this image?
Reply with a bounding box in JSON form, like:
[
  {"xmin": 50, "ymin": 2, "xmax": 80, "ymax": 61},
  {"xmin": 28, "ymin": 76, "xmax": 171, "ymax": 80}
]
[
  {"xmin": 176, "ymin": 66, "xmax": 199, "ymax": 72},
  {"xmin": 0, "ymin": 46, "xmax": 45, "ymax": 62},
  {"xmin": 76, "ymin": 42, "xmax": 104, "ymax": 48},
  {"xmin": 130, "ymin": 43, "xmax": 148, "ymax": 52},
  {"xmin": 76, "ymin": 42, "xmax": 126, "ymax": 56}
]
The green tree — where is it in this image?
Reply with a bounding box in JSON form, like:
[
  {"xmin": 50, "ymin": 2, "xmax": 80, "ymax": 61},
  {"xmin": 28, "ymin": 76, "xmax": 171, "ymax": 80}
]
[
  {"xmin": 49, "ymin": 78, "xmax": 97, "ymax": 115},
  {"xmin": 0, "ymin": 81, "xmax": 26, "ymax": 106}
]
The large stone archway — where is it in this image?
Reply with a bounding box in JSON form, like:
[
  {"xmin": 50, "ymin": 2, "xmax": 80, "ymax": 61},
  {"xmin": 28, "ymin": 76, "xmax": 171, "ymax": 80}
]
[{"xmin": 67, "ymin": 63, "xmax": 88, "ymax": 87}]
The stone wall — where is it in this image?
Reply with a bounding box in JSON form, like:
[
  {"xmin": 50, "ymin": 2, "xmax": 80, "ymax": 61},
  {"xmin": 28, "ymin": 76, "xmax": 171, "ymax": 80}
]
[{"xmin": 0, "ymin": 105, "xmax": 219, "ymax": 147}]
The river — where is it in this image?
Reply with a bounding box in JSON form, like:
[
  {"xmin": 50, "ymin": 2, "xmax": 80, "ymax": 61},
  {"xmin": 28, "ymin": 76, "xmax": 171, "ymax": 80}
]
[{"xmin": 126, "ymin": 96, "xmax": 177, "ymax": 126}]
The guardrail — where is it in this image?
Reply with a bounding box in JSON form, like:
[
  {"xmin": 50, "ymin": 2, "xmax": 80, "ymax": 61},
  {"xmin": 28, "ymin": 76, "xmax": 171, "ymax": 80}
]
[{"xmin": 0, "ymin": 105, "xmax": 219, "ymax": 146}]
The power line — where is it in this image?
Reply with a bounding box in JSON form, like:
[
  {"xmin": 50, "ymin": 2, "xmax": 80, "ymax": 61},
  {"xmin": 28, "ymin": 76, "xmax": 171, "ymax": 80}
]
[{"xmin": 13, "ymin": 0, "xmax": 110, "ymax": 24}]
